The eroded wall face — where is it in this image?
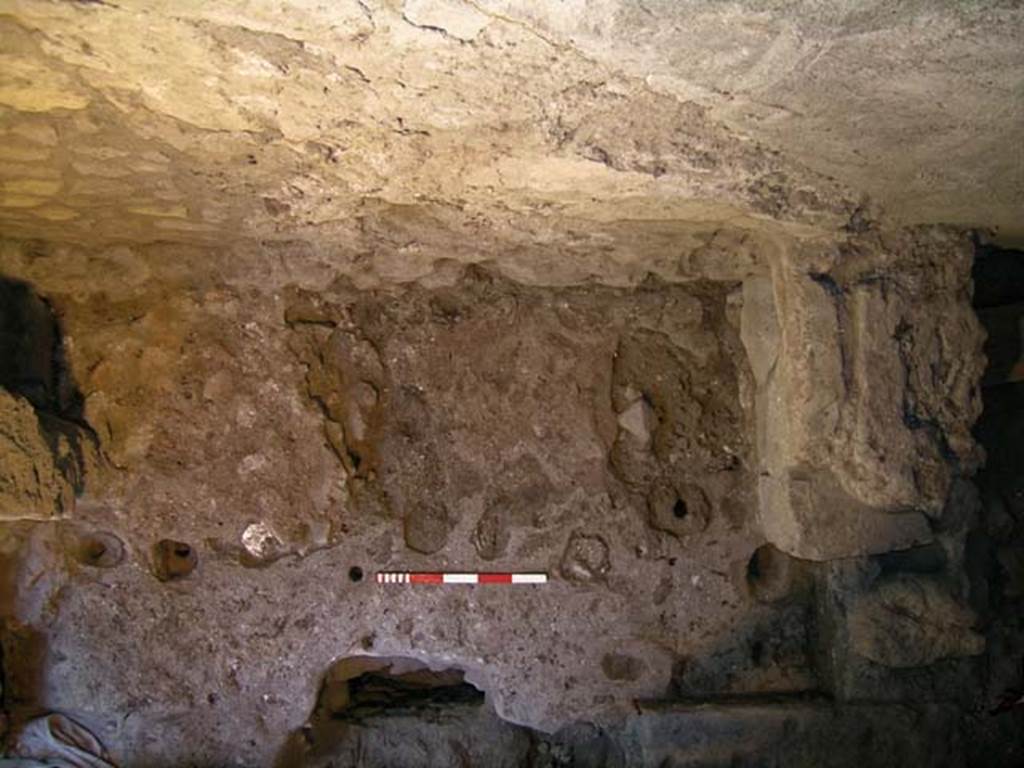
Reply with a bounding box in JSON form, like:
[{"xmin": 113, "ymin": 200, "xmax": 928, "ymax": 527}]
[
  {"xmin": 0, "ymin": 231, "xmax": 1015, "ymax": 768},
  {"xmin": 746, "ymin": 229, "xmax": 985, "ymax": 560},
  {"xmin": 0, "ymin": 222, "xmax": 1009, "ymax": 766},
  {"xmin": 0, "ymin": 0, "xmax": 1020, "ymax": 761}
]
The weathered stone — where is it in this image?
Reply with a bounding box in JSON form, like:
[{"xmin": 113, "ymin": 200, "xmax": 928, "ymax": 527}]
[
  {"xmin": 403, "ymin": 501, "xmax": 450, "ymax": 554},
  {"xmin": 560, "ymin": 530, "xmax": 611, "ymax": 583},
  {"xmin": 472, "ymin": 504, "xmax": 509, "ymax": 561},
  {"xmin": 152, "ymin": 539, "xmax": 198, "ymax": 582},
  {"xmin": 739, "ymin": 276, "xmax": 780, "ymax": 389},
  {"xmin": 0, "ymin": 390, "xmax": 70, "ymax": 519},
  {"xmin": 848, "ymin": 575, "xmax": 985, "ymax": 668},
  {"xmin": 745, "ymin": 543, "xmax": 804, "ymax": 604},
  {"xmin": 757, "ymin": 472, "xmax": 933, "ymax": 561},
  {"xmin": 601, "ymin": 653, "xmax": 645, "ymax": 682},
  {"xmin": 615, "ymin": 397, "xmax": 655, "ymax": 447},
  {"xmin": 0, "ymin": 3, "xmax": 1015, "ymax": 764},
  {"xmin": 749, "ymin": 231, "xmax": 983, "ymax": 560},
  {"xmin": 61, "ymin": 527, "xmax": 125, "ymax": 569}
]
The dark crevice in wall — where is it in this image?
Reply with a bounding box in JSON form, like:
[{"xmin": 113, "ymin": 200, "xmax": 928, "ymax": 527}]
[
  {"xmin": 0, "ymin": 276, "xmax": 98, "ymax": 496},
  {"xmin": 965, "ymin": 241, "xmax": 1024, "ymax": 752},
  {"xmin": 0, "ymin": 637, "xmax": 5, "ymax": 743},
  {"xmin": 0, "ymin": 278, "xmax": 79, "ymax": 418},
  {"xmin": 973, "ymin": 243, "xmax": 1024, "ymax": 389}
]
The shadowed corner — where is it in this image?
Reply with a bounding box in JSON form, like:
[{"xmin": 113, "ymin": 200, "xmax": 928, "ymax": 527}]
[
  {"xmin": 0, "ymin": 275, "xmax": 101, "ymax": 509},
  {"xmin": 0, "ymin": 274, "xmax": 100, "ymax": 753}
]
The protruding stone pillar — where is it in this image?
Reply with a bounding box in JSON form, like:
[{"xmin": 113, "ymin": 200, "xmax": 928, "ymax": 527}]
[{"xmin": 743, "ymin": 229, "xmax": 984, "ymax": 560}]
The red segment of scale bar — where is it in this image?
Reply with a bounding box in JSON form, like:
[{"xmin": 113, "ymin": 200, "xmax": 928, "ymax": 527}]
[{"xmin": 410, "ymin": 572, "xmax": 443, "ymax": 584}]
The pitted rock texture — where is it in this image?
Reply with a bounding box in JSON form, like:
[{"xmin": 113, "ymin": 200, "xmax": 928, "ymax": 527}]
[
  {"xmin": 0, "ymin": 3, "xmax": 1020, "ymax": 765},
  {"xmin": 0, "ymin": 391, "xmax": 70, "ymax": 519},
  {"xmin": 0, "ymin": 257, "xmax": 771, "ymax": 765},
  {"xmin": 287, "ymin": 272, "xmax": 754, "ymax": 576},
  {"xmin": 847, "ymin": 574, "xmax": 986, "ymax": 668},
  {"xmin": 746, "ymin": 228, "xmax": 986, "ymax": 560},
  {"xmin": 0, "ymin": 224, "xmax": 1003, "ymax": 765}
]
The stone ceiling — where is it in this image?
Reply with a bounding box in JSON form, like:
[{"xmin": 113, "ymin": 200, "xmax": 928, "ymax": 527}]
[{"xmin": 1, "ymin": 0, "xmax": 1021, "ymax": 279}]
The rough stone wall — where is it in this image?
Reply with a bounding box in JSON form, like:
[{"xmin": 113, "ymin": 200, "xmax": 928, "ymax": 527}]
[
  {"xmin": 0, "ymin": 2, "xmax": 1018, "ymax": 762},
  {"xmin": 0, "ymin": 222, "xmax": 1002, "ymax": 765},
  {"xmin": 0, "ymin": 389, "xmax": 71, "ymax": 520},
  {"xmin": 0, "ymin": 277, "xmax": 98, "ymax": 521},
  {"xmin": 744, "ymin": 227, "xmax": 985, "ymax": 560}
]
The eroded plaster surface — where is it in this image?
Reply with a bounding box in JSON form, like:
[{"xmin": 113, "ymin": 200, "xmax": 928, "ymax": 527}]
[{"xmin": 0, "ymin": 2, "xmax": 1022, "ymax": 766}]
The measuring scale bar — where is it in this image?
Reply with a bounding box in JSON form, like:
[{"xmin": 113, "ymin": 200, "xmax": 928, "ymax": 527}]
[{"xmin": 376, "ymin": 572, "xmax": 548, "ymax": 585}]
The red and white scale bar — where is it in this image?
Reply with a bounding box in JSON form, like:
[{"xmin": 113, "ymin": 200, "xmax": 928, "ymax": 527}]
[{"xmin": 376, "ymin": 572, "xmax": 547, "ymax": 585}]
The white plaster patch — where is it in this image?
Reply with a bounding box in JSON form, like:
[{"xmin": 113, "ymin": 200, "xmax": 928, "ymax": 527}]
[
  {"xmin": 617, "ymin": 398, "xmax": 655, "ymax": 446},
  {"xmin": 238, "ymin": 453, "xmax": 268, "ymax": 475},
  {"xmin": 241, "ymin": 521, "xmax": 282, "ymax": 560}
]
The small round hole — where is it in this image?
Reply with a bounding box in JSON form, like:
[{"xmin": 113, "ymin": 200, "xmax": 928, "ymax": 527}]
[
  {"xmin": 154, "ymin": 539, "xmax": 197, "ymax": 581},
  {"xmin": 84, "ymin": 540, "xmax": 107, "ymax": 562},
  {"xmin": 348, "ymin": 566, "xmax": 364, "ymax": 583},
  {"xmin": 672, "ymin": 499, "xmax": 688, "ymax": 519},
  {"xmin": 72, "ymin": 531, "xmax": 124, "ymax": 568}
]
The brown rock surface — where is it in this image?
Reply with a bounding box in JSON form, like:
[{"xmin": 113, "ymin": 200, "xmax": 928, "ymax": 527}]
[
  {"xmin": 0, "ymin": 390, "xmax": 69, "ymax": 520},
  {"xmin": 0, "ymin": 3, "xmax": 1020, "ymax": 765}
]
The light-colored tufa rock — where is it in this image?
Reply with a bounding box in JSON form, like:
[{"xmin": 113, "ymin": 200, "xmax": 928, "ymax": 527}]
[{"xmin": 0, "ymin": 390, "xmax": 71, "ymax": 519}]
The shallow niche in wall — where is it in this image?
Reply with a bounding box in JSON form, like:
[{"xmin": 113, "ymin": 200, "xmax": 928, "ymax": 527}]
[{"xmin": 275, "ymin": 655, "xmax": 628, "ymax": 768}]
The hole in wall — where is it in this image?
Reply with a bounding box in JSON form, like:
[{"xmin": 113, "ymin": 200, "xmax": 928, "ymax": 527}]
[
  {"xmin": 307, "ymin": 656, "xmax": 485, "ymax": 724},
  {"xmin": 332, "ymin": 657, "xmax": 483, "ymax": 717},
  {"xmin": 153, "ymin": 539, "xmax": 198, "ymax": 581},
  {"xmin": 276, "ymin": 655, "xmax": 625, "ymax": 768},
  {"xmin": 742, "ymin": 543, "xmax": 814, "ymax": 606},
  {"xmin": 672, "ymin": 498, "xmax": 688, "ymax": 519},
  {"xmin": 68, "ymin": 530, "xmax": 124, "ymax": 569},
  {"xmin": 275, "ymin": 656, "xmax": 487, "ymax": 767},
  {"xmin": 746, "ymin": 544, "xmax": 795, "ymax": 603}
]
